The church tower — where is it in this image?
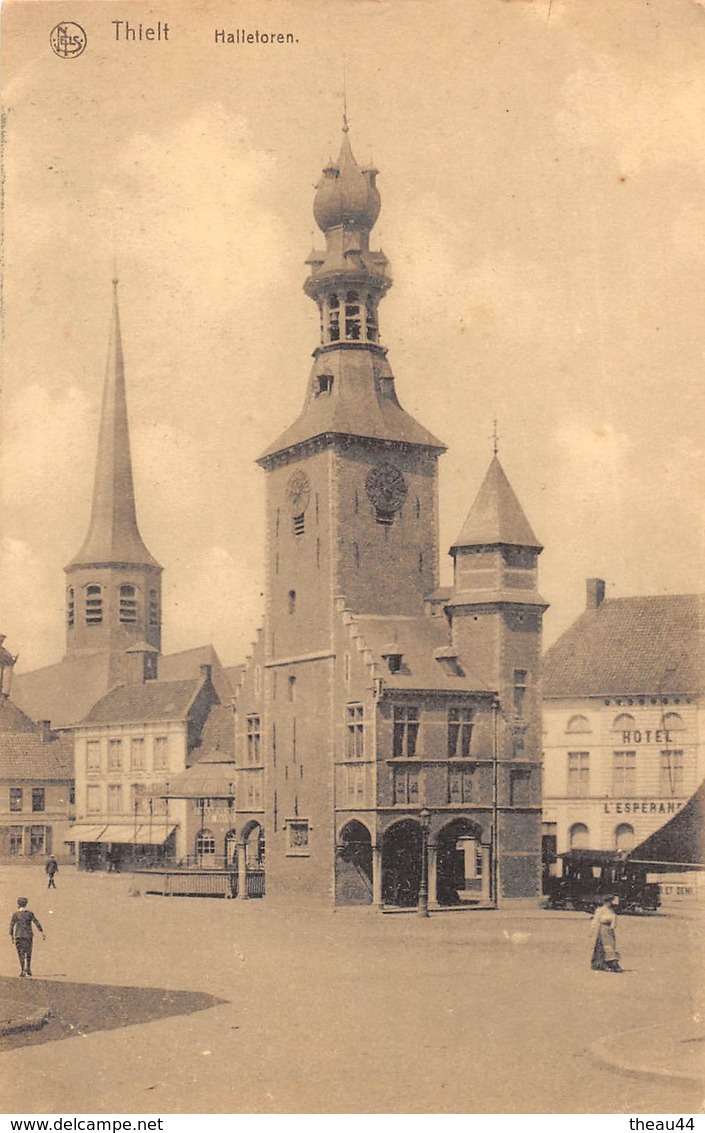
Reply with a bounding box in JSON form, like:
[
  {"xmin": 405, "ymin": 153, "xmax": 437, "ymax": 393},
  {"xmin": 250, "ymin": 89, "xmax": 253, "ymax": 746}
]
[
  {"xmin": 258, "ymin": 121, "xmax": 445, "ymax": 661},
  {"xmin": 64, "ymin": 281, "xmax": 162, "ymax": 684}
]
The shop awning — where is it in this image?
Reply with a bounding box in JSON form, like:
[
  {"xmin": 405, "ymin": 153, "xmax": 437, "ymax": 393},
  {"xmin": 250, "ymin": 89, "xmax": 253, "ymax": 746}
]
[
  {"xmin": 65, "ymin": 824, "xmax": 107, "ymax": 842},
  {"xmin": 134, "ymin": 824, "xmax": 177, "ymax": 845},
  {"xmin": 629, "ymin": 781, "xmax": 705, "ymax": 871},
  {"xmin": 93, "ymin": 824, "xmax": 176, "ymax": 845}
]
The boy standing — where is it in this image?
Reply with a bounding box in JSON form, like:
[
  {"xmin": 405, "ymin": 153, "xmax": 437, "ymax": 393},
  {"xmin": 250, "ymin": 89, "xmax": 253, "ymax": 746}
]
[{"xmin": 9, "ymin": 897, "xmax": 45, "ymax": 977}]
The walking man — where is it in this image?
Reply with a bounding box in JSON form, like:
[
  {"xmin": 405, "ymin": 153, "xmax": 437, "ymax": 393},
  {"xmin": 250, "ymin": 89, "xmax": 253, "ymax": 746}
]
[
  {"xmin": 45, "ymin": 855, "xmax": 59, "ymax": 889},
  {"xmin": 9, "ymin": 897, "xmax": 45, "ymax": 978}
]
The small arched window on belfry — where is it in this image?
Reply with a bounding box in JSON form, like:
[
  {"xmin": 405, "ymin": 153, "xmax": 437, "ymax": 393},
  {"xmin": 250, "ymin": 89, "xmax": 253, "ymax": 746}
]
[
  {"xmin": 328, "ymin": 293, "xmax": 340, "ymax": 342},
  {"xmin": 67, "ymin": 588, "xmax": 75, "ymax": 629},
  {"xmin": 345, "ymin": 291, "xmax": 362, "ymax": 340},
  {"xmin": 119, "ymin": 584, "xmax": 138, "ymax": 624},
  {"xmin": 85, "ymin": 584, "xmax": 103, "ymax": 625}
]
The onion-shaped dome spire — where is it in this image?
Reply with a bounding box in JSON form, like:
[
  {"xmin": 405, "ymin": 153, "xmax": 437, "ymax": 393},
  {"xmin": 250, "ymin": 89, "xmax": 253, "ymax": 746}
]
[{"xmin": 313, "ymin": 120, "xmax": 381, "ymax": 234}]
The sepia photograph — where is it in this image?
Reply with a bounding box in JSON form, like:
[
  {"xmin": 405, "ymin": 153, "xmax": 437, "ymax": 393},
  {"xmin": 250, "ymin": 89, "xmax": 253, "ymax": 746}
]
[{"xmin": 0, "ymin": 0, "xmax": 703, "ymax": 1117}]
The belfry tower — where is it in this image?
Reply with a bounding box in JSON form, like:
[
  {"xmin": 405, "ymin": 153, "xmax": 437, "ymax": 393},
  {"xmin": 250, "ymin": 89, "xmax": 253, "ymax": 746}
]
[
  {"xmin": 233, "ymin": 120, "xmax": 545, "ymax": 907},
  {"xmin": 259, "ymin": 121, "xmax": 445, "ymax": 658},
  {"xmin": 64, "ymin": 281, "xmax": 162, "ymax": 683}
]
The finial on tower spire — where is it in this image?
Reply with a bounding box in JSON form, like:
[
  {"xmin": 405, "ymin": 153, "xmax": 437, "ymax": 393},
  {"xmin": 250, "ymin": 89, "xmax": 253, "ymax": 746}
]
[
  {"xmin": 492, "ymin": 419, "xmax": 500, "ymax": 457},
  {"xmin": 342, "ymin": 53, "xmax": 349, "ymax": 132}
]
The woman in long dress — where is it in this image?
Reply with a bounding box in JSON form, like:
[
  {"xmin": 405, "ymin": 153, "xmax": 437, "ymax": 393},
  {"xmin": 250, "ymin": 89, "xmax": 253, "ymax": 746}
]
[{"xmin": 591, "ymin": 894, "xmax": 623, "ymax": 972}]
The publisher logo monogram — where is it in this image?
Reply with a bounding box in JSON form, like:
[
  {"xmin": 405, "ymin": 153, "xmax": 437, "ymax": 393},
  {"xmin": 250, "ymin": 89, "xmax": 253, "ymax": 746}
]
[{"xmin": 50, "ymin": 22, "xmax": 87, "ymax": 58}]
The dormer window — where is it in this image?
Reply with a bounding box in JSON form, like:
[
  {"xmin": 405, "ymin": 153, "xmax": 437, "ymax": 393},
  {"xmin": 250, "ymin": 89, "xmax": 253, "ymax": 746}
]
[
  {"xmin": 382, "ymin": 646, "xmax": 403, "ymax": 674},
  {"xmin": 119, "ymin": 584, "xmax": 138, "ymax": 624},
  {"xmin": 315, "ymin": 373, "xmax": 334, "ymax": 396},
  {"xmin": 85, "ymin": 584, "xmax": 103, "ymax": 625}
]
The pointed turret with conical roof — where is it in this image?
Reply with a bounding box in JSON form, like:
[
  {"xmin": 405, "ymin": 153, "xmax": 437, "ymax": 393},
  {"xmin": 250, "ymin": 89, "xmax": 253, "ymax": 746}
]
[
  {"xmin": 446, "ymin": 451, "xmax": 547, "ymax": 737},
  {"xmin": 451, "ymin": 456, "xmax": 542, "ymax": 553},
  {"xmin": 64, "ymin": 281, "xmax": 162, "ymax": 680}
]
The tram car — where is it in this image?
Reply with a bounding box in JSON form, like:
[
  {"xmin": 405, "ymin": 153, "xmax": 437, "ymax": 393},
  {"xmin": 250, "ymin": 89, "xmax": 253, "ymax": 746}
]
[{"xmin": 543, "ymin": 849, "xmax": 661, "ymax": 914}]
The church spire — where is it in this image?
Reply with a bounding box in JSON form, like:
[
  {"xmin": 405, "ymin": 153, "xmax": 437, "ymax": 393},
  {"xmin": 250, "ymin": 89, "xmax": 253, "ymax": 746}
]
[
  {"xmin": 67, "ymin": 280, "xmax": 159, "ymax": 570},
  {"xmin": 64, "ymin": 282, "xmax": 162, "ymax": 673}
]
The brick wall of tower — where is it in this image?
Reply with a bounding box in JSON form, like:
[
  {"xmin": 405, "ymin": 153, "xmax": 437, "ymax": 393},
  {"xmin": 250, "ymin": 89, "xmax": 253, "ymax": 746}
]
[
  {"xmin": 331, "ymin": 442, "xmax": 440, "ymax": 617},
  {"xmin": 265, "ymin": 448, "xmax": 335, "ymax": 660},
  {"xmin": 449, "ymin": 550, "xmax": 545, "ymax": 901}
]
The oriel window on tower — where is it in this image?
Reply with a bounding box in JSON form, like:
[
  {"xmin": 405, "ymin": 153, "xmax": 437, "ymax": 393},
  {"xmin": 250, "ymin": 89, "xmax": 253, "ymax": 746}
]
[{"xmin": 513, "ymin": 670, "xmax": 528, "ymax": 718}]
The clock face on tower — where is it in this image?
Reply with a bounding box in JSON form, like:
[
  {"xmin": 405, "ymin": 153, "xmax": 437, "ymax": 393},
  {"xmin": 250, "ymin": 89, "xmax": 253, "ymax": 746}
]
[
  {"xmin": 365, "ymin": 462, "xmax": 408, "ymax": 513},
  {"xmin": 286, "ymin": 470, "xmax": 311, "ymax": 514}
]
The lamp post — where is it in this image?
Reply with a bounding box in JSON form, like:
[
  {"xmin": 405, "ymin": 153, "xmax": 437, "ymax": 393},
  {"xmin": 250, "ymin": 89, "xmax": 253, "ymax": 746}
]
[
  {"xmin": 227, "ymin": 782, "xmax": 235, "ymax": 867},
  {"xmin": 418, "ymin": 806, "xmax": 431, "ymax": 917},
  {"xmin": 164, "ymin": 782, "xmax": 170, "ymax": 865}
]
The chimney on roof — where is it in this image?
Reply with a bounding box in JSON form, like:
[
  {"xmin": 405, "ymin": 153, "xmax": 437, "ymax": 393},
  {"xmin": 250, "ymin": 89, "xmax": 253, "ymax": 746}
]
[
  {"xmin": 38, "ymin": 720, "xmax": 52, "ymax": 743},
  {"xmin": 586, "ymin": 578, "xmax": 606, "ymax": 610},
  {"xmin": 200, "ymin": 663, "xmax": 212, "ymax": 682}
]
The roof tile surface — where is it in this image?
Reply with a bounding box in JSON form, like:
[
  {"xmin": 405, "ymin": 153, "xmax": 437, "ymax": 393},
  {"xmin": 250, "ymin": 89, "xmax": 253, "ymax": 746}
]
[{"xmin": 543, "ymin": 594, "xmax": 705, "ymax": 697}]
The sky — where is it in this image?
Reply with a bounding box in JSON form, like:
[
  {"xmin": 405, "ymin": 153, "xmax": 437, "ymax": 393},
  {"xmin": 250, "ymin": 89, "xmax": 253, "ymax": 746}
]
[{"xmin": 2, "ymin": 0, "xmax": 704, "ymax": 673}]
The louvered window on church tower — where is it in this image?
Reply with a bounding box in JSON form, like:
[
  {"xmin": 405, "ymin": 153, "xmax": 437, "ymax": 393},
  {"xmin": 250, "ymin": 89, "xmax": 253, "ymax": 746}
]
[
  {"xmin": 293, "ymin": 513, "xmax": 305, "ymax": 536},
  {"xmin": 67, "ymin": 588, "xmax": 75, "ymax": 628},
  {"xmin": 345, "ymin": 291, "xmax": 362, "ymax": 340},
  {"xmin": 85, "ymin": 584, "xmax": 103, "ymax": 625},
  {"xmin": 328, "ymin": 293, "xmax": 340, "ymax": 342},
  {"xmin": 148, "ymin": 589, "xmax": 159, "ymax": 626},
  {"xmin": 119, "ymin": 584, "xmax": 138, "ymax": 624}
]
